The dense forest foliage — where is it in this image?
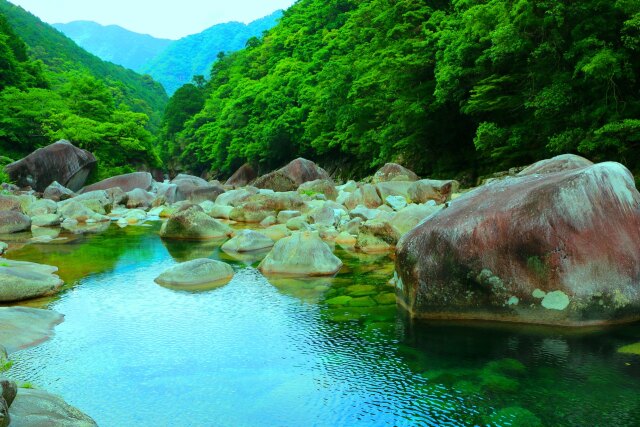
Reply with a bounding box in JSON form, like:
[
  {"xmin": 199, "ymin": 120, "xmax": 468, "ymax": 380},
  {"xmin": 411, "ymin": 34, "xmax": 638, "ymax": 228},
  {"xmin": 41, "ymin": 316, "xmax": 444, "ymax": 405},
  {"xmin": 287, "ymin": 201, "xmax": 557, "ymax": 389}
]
[
  {"xmin": 0, "ymin": 0, "xmax": 168, "ymax": 180},
  {"xmin": 163, "ymin": 0, "xmax": 640, "ymax": 181}
]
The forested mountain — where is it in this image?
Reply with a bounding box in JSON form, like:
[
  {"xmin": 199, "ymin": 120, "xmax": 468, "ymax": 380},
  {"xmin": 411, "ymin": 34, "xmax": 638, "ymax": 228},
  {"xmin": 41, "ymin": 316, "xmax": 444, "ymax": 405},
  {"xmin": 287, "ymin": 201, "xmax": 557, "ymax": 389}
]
[
  {"xmin": 52, "ymin": 21, "xmax": 172, "ymax": 72},
  {"xmin": 141, "ymin": 11, "xmax": 283, "ymax": 94},
  {"xmin": 0, "ymin": 0, "xmax": 168, "ymax": 179},
  {"xmin": 163, "ymin": 0, "xmax": 640, "ymax": 181}
]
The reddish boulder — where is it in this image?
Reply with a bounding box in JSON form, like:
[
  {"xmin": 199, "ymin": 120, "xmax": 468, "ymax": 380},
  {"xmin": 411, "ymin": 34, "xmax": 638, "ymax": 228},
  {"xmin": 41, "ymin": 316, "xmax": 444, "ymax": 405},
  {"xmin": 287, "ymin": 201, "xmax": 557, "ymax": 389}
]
[
  {"xmin": 395, "ymin": 162, "xmax": 640, "ymax": 326},
  {"xmin": 279, "ymin": 158, "xmax": 330, "ymax": 185},
  {"xmin": 0, "ymin": 211, "xmax": 30, "ymax": 234},
  {"xmin": 4, "ymin": 140, "xmax": 96, "ymax": 192},
  {"xmin": 80, "ymin": 172, "xmax": 153, "ymax": 194},
  {"xmin": 518, "ymin": 154, "xmax": 593, "ymax": 177},
  {"xmin": 225, "ymin": 163, "xmax": 257, "ymax": 187},
  {"xmin": 373, "ymin": 163, "xmax": 419, "ymax": 183}
]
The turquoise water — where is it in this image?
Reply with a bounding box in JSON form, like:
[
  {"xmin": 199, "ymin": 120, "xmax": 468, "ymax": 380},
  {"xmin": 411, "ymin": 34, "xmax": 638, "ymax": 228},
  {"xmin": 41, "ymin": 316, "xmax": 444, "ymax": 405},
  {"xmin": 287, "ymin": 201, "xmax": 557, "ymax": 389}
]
[{"xmin": 5, "ymin": 224, "xmax": 640, "ymax": 426}]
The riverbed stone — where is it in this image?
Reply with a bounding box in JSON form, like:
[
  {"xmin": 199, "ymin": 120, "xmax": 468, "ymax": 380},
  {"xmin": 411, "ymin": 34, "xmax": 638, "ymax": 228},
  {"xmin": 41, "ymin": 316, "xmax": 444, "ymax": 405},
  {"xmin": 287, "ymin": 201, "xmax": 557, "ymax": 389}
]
[
  {"xmin": 80, "ymin": 171, "xmax": 153, "ymax": 194},
  {"xmin": 0, "ymin": 307, "xmax": 63, "ymax": 353},
  {"xmin": 155, "ymin": 258, "xmax": 234, "ymax": 287},
  {"xmin": 221, "ymin": 230, "xmax": 274, "ymax": 252},
  {"xmin": 207, "ymin": 204, "xmax": 234, "ymax": 220},
  {"xmin": 225, "ymin": 163, "xmax": 257, "ymax": 187},
  {"xmin": 385, "ymin": 195, "xmax": 407, "ymax": 211},
  {"xmin": 160, "ymin": 205, "xmax": 232, "ymax": 240},
  {"xmin": 298, "ymin": 179, "xmax": 337, "ymax": 200},
  {"xmin": 261, "ymin": 224, "xmax": 291, "ymax": 242},
  {"xmin": 0, "ymin": 211, "xmax": 30, "ymax": 234},
  {"xmin": 0, "ymin": 195, "xmax": 21, "ymax": 212},
  {"xmin": 373, "ymin": 163, "xmax": 419, "ymax": 183},
  {"xmin": 43, "ymin": 181, "xmax": 75, "ymax": 202},
  {"xmin": 408, "ymin": 179, "xmax": 460, "ymax": 204},
  {"xmin": 396, "ymin": 161, "xmax": 640, "ymax": 325},
  {"xmin": 0, "ymin": 259, "xmax": 63, "ymax": 302},
  {"xmin": 389, "ymin": 203, "xmax": 441, "ymax": 235},
  {"xmin": 125, "ymin": 188, "xmax": 154, "ymax": 209},
  {"xmin": 30, "ymin": 214, "xmax": 61, "ymax": 227},
  {"xmin": 8, "ymin": 388, "xmax": 97, "ymax": 427},
  {"xmin": 26, "ymin": 199, "xmax": 57, "ymax": 217},
  {"xmin": 259, "ymin": 231, "xmax": 343, "ymax": 276}
]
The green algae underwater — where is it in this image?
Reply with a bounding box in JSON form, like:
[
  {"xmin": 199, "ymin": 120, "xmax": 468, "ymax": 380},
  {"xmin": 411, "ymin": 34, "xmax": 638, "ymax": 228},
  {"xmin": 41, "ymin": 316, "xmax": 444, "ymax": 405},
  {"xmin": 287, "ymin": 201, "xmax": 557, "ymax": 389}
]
[{"xmin": 4, "ymin": 223, "xmax": 640, "ymax": 426}]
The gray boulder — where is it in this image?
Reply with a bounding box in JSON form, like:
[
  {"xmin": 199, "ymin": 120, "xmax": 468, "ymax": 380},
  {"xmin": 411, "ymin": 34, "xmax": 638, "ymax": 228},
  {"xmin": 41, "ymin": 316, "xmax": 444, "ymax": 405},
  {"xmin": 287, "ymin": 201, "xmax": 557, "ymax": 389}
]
[
  {"xmin": 43, "ymin": 181, "xmax": 75, "ymax": 202},
  {"xmin": 259, "ymin": 231, "xmax": 343, "ymax": 276},
  {"xmin": 0, "ymin": 259, "xmax": 63, "ymax": 302},
  {"xmin": 221, "ymin": 230, "xmax": 274, "ymax": 252},
  {"xmin": 155, "ymin": 258, "xmax": 234, "ymax": 287},
  {"xmin": 159, "ymin": 205, "xmax": 232, "ymax": 240}
]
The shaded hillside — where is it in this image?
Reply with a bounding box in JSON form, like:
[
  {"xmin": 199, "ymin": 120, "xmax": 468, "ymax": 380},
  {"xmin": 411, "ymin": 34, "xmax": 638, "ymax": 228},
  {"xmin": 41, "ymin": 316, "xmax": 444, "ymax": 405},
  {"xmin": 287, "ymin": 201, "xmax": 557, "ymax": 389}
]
[
  {"xmin": 53, "ymin": 20, "xmax": 172, "ymax": 72},
  {"xmin": 142, "ymin": 11, "xmax": 282, "ymax": 94}
]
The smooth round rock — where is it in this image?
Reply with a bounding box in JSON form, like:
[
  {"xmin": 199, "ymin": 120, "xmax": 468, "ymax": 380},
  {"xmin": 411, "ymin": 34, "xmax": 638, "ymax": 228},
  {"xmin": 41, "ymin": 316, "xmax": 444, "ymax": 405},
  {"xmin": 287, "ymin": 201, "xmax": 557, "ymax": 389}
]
[
  {"xmin": 154, "ymin": 258, "xmax": 234, "ymax": 287},
  {"xmin": 221, "ymin": 230, "xmax": 274, "ymax": 253}
]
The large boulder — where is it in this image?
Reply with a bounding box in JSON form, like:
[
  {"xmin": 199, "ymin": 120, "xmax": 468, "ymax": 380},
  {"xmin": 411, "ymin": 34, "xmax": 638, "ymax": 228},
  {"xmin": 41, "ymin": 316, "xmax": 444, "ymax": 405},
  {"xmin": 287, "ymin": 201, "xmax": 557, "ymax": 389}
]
[
  {"xmin": 408, "ymin": 179, "xmax": 460, "ymax": 204},
  {"xmin": 225, "ymin": 163, "xmax": 257, "ymax": 187},
  {"xmin": 372, "ymin": 163, "xmax": 419, "ymax": 183},
  {"xmin": 0, "ymin": 259, "xmax": 63, "ymax": 302},
  {"xmin": 159, "ymin": 205, "xmax": 232, "ymax": 240},
  {"xmin": 221, "ymin": 230, "xmax": 274, "ymax": 252},
  {"xmin": 518, "ymin": 154, "xmax": 594, "ymax": 177},
  {"xmin": 79, "ymin": 172, "xmax": 153, "ymax": 194},
  {"xmin": 395, "ymin": 162, "xmax": 640, "ymax": 326},
  {"xmin": 9, "ymin": 388, "xmax": 97, "ymax": 426},
  {"xmin": 279, "ymin": 158, "xmax": 330, "ymax": 185},
  {"xmin": 259, "ymin": 231, "xmax": 343, "ymax": 276},
  {"xmin": 298, "ymin": 179, "xmax": 337, "ymax": 200},
  {"xmin": 0, "ymin": 211, "xmax": 30, "ymax": 234},
  {"xmin": 253, "ymin": 158, "xmax": 330, "ymax": 191},
  {"xmin": 4, "ymin": 140, "xmax": 96, "ymax": 192},
  {"xmin": 170, "ymin": 174, "xmax": 210, "ymax": 201},
  {"xmin": 0, "ymin": 195, "xmax": 21, "ymax": 212},
  {"xmin": 0, "ymin": 307, "xmax": 63, "ymax": 353},
  {"xmin": 154, "ymin": 258, "xmax": 234, "ymax": 287},
  {"xmin": 252, "ymin": 170, "xmax": 298, "ymax": 192}
]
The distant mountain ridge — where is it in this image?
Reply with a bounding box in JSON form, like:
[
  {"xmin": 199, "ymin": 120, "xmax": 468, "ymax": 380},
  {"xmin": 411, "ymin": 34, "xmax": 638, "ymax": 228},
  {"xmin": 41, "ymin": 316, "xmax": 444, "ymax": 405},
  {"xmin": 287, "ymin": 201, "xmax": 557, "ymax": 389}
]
[
  {"xmin": 53, "ymin": 21, "xmax": 172, "ymax": 72},
  {"xmin": 54, "ymin": 11, "xmax": 283, "ymax": 94}
]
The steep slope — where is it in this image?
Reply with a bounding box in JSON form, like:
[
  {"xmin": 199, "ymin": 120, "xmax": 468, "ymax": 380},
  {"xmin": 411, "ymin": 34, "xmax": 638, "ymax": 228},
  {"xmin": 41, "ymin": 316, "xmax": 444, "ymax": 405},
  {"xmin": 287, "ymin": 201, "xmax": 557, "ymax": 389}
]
[
  {"xmin": 167, "ymin": 0, "xmax": 640, "ymax": 181},
  {"xmin": 53, "ymin": 20, "xmax": 172, "ymax": 72},
  {"xmin": 142, "ymin": 11, "xmax": 282, "ymax": 94},
  {"xmin": 0, "ymin": 0, "xmax": 167, "ymax": 129}
]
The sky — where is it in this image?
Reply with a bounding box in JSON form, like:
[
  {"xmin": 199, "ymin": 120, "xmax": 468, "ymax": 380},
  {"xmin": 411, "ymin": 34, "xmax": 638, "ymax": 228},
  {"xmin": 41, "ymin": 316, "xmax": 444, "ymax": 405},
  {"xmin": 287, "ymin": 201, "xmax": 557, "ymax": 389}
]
[{"xmin": 8, "ymin": 0, "xmax": 297, "ymax": 40}]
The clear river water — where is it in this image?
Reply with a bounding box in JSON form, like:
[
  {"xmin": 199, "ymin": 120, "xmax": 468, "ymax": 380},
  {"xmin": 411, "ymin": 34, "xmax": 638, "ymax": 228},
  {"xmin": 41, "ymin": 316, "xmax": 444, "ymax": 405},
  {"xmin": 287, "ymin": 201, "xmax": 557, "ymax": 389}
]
[{"xmin": 4, "ymin": 223, "xmax": 640, "ymax": 426}]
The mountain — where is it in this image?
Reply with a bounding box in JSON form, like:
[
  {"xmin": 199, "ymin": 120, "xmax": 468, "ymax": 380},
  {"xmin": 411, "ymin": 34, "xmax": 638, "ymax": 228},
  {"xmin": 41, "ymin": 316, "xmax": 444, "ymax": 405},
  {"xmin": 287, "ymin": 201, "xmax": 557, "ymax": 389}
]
[
  {"xmin": 52, "ymin": 21, "xmax": 172, "ymax": 72},
  {"xmin": 0, "ymin": 0, "xmax": 167, "ymax": 129},
  {"xmin": 141, "ymin": 11, "xmax": 282, "ymax": 94}
]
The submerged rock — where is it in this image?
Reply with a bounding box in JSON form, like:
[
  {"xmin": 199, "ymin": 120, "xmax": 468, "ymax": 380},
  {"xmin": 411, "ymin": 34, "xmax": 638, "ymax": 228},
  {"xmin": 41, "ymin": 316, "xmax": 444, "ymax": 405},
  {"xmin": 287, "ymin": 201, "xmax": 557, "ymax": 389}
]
[
  {"xmin": 4, "ymin": 140, "xmax": 96, "ymax": 192},
  {"xmin": 396, "ymin": 161, "xmax": 640, "ymax": 326},
  {"xmin": 221, "ymin": 230, "xmax": 274, "ymax": 252},
  {"xmin": 259, "ymin": 231, "xmax": 343, "ymax": 276},
  {"xmin": 159, "ymin": 205, "xmax": 232, "ymax": 240},
  {"xmin": 0, "ymin": 259, "xmax": 63, "ymax": 302},
  {"xmin": 0, "ymin": 307, "xmax": 63, "ymax": 353},
  {"xmin": 155, "ymin": 258, "xmax": 234, "ymax": 287},
  {"xmin": 9, "ymin": 388, "xmax": 97, "ymax": 427}
]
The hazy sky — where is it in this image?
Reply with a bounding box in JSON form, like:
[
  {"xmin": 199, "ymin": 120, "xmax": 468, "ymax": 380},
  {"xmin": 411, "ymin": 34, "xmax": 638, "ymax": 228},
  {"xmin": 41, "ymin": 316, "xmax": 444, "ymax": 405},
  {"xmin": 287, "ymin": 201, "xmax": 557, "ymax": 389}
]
[{"xmin": 9, "ymin": 0, "xmax": 296, "ymax": 39}]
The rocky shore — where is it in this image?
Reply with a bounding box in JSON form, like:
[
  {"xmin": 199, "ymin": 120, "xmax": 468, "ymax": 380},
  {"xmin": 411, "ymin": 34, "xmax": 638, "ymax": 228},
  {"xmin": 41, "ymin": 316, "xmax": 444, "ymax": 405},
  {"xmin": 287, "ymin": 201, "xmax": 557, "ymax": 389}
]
[{"xmin": 2, "ymin": 141, "xmax": 640, "ymax": 423}]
